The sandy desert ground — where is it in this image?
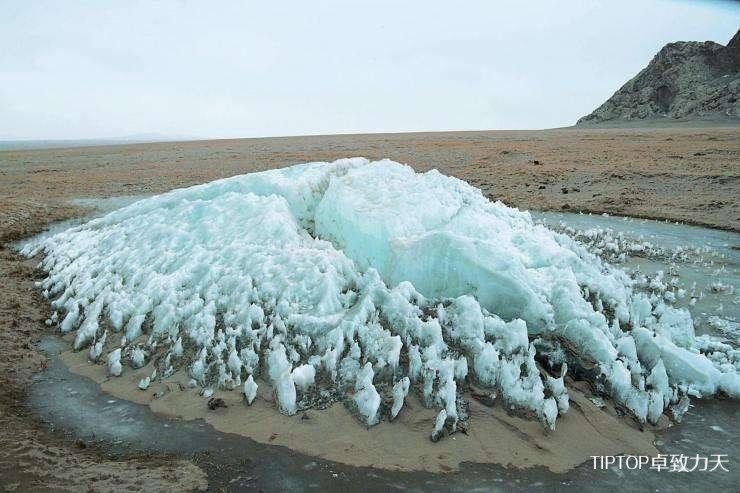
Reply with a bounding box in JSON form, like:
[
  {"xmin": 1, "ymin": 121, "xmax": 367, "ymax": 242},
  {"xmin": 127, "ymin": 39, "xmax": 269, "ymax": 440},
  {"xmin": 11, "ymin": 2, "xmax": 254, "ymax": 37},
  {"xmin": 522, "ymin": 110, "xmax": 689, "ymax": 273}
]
[{"xmin": 0, "ymin": 126, "xmax": 737, "ymax": 490}]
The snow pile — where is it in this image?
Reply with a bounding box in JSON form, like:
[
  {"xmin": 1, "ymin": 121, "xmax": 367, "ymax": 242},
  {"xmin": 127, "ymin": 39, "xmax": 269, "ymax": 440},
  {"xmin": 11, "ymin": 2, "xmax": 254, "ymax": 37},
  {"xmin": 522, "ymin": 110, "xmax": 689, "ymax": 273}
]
[{"xmin": 22, "ymin": 158, "xmax": 739, "ymax": 437}]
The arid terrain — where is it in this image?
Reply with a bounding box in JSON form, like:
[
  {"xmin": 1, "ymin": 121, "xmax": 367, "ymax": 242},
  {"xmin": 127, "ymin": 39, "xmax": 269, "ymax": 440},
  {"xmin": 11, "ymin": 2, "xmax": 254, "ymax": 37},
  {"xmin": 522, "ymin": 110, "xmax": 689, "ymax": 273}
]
[{"xmin": 0, "ymin": 126, "xmax": 738, "ymax": 490}]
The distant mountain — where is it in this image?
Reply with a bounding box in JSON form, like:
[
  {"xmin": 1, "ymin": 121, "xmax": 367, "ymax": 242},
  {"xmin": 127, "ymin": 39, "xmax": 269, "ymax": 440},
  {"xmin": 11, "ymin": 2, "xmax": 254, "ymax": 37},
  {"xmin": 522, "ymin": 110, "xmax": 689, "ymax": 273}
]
[
  {"xmin": 0, "ymin": 133, "xmax": 198, "ymax": 151},
  {"xmin": 577, "ymin": 29, "xmax": 739, "ymax": 125}
]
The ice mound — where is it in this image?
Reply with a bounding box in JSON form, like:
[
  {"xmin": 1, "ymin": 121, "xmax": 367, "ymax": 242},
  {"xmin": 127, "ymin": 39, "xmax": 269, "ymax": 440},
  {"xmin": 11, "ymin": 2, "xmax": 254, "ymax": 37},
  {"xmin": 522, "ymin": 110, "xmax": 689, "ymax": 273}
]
[{"xmin": 22, "ymin": 158, "xmax": 739, "ymax": 437}]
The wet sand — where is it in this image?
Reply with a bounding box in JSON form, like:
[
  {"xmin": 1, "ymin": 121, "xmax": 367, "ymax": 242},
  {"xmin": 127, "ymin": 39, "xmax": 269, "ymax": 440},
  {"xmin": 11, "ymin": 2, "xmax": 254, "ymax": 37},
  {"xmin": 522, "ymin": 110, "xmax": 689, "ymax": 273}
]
[
  {"xmin": 0, "ymin": 126, "xmax": 737, "ymax": 489},
  {"xmin": 59, "ymin": 341, "xmax": 658, "ymax": 474}
]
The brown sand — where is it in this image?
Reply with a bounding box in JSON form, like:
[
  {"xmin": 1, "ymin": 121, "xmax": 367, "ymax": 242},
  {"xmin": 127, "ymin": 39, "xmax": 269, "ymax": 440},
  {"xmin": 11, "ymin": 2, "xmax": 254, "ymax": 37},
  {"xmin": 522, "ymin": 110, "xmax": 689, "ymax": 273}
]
[
  {"xmin": 0, "ymin": 126, "xmax": 737, "ymax": 488},
  {"xmin": 60, "ymin": 344, "xmax": 658, "ymax": 474},
  {"xmin": 1, "ymin": 127, "xmax": 738, "ymax": 244}
]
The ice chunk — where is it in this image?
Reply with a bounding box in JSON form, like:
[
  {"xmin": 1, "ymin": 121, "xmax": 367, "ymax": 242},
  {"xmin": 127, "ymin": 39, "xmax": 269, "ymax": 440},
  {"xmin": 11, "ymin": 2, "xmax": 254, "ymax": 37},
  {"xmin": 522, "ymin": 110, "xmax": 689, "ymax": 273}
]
[
  {"xmin": 130, "ymin": 347, "xmax": 146, "ymax": 368},
  {"xmin": 545, "ymin": 364, "xmax": 569, "ymax": 414},
  {"xmin": 190, "ymin": 348, "xmax": 207, "ymax": 384},
  {"xmin": 315, "ymin": 161, "xmax": 628, "ymax": 330},
  {"xmin": 541, "ymin": 397, "xmax": 559, "ymax": 429},
  {"xmin": 227, "ymin": 347, "xmax": 242, "ymax": 376},
  {"xmin": 408, "ymin": 345, "xmax": 422, "ymax": 382},
  {"xmin": 444, "ymin": 295, "xmax": 485, "ymax": 352},
  {"xmin": 291, "ymin": 364, "xmax": 316, "ymax": 392},
  {"xmin": 354, "ymin": 385, "xmax": 381, "ymax": 426},
  {"xmin": 267, "ymin": 344, "xmax": 292, "ymax": 384},
  {"xmin": 89, "ymin": 330, "xmax": 107, "ymax": 362},
  {"xmin": 125, "ymin": 314, "xmax": 146, "ymax": 343},
  {"xmin": 391, "ymin": 377, "xmax": 410, "ymax": 419},
  {"xmin": 172, "ymin": 337, "xmax": 184, "ymax": 358},
  {"xmin": 474, "ymin": 343, "xmax": 500, "ymax": 387},
  {"xmin": 355, "ymin": 362, "xmax": 374, "ymax": 392},
  {"xmin": 60, "ymin": 304, "xmax": 79, "ymax": 334},
  {"xmin": 107, "ymin": 348, "xmax": 122, "ymax": 377},
  {"xmin": 353, "ymin": 363, "xmax": 380, "ymax": 425},
  {"xmin": 431, "ymin": 409, "xmax": 447, "ymax": 442},
  {"xmin": 243, "ymin": 375, "xmax": 258, "ymax": 405},
  {"xmin": 275, "ymin": 372, "xmax": 297, "ymax": 415}
]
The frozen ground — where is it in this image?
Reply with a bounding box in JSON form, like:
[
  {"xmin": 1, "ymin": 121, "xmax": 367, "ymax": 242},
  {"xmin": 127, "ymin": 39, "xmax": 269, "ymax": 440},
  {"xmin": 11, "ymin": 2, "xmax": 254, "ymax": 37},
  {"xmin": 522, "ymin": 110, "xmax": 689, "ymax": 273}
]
[{"xmin": 21, "ymin": 159, "xmax": 739, "ymax": 438}]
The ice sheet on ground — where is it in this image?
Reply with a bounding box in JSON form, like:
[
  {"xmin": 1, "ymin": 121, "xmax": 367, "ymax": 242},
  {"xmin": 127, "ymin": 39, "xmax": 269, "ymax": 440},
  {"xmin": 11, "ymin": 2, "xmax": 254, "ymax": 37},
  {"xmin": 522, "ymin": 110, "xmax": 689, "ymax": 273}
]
[
  {"xmin": 534, "ymin": 211, "xmax": 739, "ymax": 336},
  {"xmin": 21, "ymin": 158, "xmax": 739, "ymax": 436}
]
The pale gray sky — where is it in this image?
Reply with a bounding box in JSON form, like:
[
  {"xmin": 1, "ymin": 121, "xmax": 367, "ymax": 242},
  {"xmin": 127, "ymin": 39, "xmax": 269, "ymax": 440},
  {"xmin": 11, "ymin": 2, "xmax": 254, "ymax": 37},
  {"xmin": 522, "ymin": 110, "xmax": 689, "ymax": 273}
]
[{"xmin": 1, "ymin": 0, "xmax": 738, "ymax": 140}]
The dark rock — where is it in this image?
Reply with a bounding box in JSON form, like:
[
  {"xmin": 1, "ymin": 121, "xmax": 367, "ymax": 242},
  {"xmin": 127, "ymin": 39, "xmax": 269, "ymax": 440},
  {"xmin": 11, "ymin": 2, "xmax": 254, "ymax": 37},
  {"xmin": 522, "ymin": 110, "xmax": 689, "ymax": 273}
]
[
  {"xmin": 538, "ymin": 185, "xmax": 546, "ymax": 190},
  {"xmin": 207, "ymin": 397, "xmax": 227, "ymax": 410},
  {"xmin": 471, "ymin": 389, "xmax": 497, "ymax": 407},
  {"xmin": 577, "ymin": 29, "xmax": 740, "ymax": 125}
]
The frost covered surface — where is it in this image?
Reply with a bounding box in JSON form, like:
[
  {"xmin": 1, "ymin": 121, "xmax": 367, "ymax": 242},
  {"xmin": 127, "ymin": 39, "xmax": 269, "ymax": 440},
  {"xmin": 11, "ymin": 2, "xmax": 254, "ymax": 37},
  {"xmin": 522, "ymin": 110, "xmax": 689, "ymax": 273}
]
[
  {"xmin": 22, "ymin": 158, "xmax": 739, "ymax": 437},
  {"xmin": 546, "ymin": 222, "xmax": 725, "ymax": 266}
]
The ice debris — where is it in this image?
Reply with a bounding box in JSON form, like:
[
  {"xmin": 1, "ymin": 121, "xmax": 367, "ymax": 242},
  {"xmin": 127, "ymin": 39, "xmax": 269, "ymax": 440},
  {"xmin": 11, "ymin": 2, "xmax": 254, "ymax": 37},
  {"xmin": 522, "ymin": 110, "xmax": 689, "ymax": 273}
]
[
  {"xmin": 21, "ymin": 158, "xmax": 739, "ymax": 438},
  {"xmin": 107, "ymin": 348, "xmax": 122, "ymax": 377},
  {"xmin": 244, "ymin": 375, "xmax": 258, "ymax": 405}
]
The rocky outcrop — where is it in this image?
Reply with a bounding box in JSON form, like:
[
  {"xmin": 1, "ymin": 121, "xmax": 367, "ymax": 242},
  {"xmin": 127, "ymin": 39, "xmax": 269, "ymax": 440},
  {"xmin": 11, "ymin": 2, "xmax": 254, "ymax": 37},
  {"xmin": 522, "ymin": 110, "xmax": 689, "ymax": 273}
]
[{"xmin": 578, "ymin": 30, "xmax": 739, "ymax": 125}]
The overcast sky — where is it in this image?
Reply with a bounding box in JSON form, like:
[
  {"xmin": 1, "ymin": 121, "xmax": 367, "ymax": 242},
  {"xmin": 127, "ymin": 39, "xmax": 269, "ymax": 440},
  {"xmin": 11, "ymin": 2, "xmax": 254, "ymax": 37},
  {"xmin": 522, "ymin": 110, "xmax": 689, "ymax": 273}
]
[{"xmin": 1, "ymin": 0, "xmax": 738, "ymax": 140}]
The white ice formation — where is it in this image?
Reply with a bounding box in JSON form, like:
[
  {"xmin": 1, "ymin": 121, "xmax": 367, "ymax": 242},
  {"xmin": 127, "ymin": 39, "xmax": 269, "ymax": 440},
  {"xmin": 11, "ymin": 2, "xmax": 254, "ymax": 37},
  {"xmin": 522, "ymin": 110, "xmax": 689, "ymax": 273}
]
[
  {"xmin": 243, "ymin": 375, "xmax": 258, "ymax": 405},
  {"xmin": 22, "ymin": 158, "xmax": 739, "ymax": 437}
]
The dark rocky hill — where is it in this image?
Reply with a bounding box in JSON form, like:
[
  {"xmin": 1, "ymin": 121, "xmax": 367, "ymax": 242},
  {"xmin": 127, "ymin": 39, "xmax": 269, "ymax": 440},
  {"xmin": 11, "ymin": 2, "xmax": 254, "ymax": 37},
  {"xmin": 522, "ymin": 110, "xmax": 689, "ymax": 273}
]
[{"xmin": 577, "ymin": 30, "xmax": 739, "ymax": 125}]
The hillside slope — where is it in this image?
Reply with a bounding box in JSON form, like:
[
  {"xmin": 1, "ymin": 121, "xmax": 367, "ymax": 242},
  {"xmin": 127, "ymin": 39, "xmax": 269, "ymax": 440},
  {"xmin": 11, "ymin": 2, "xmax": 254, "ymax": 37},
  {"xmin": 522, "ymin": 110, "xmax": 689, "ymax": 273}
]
[{"xmin": 578, "ymin": 30, "xmax": 739, "ymax": 125}]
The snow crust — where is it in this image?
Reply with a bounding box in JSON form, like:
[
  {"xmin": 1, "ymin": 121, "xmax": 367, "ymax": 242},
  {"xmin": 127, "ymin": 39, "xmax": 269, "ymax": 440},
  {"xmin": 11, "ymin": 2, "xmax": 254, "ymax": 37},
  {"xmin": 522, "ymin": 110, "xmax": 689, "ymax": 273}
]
[{"xmin": 22, "ymin": 158, "xmax": 738, "ymax": 436}]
